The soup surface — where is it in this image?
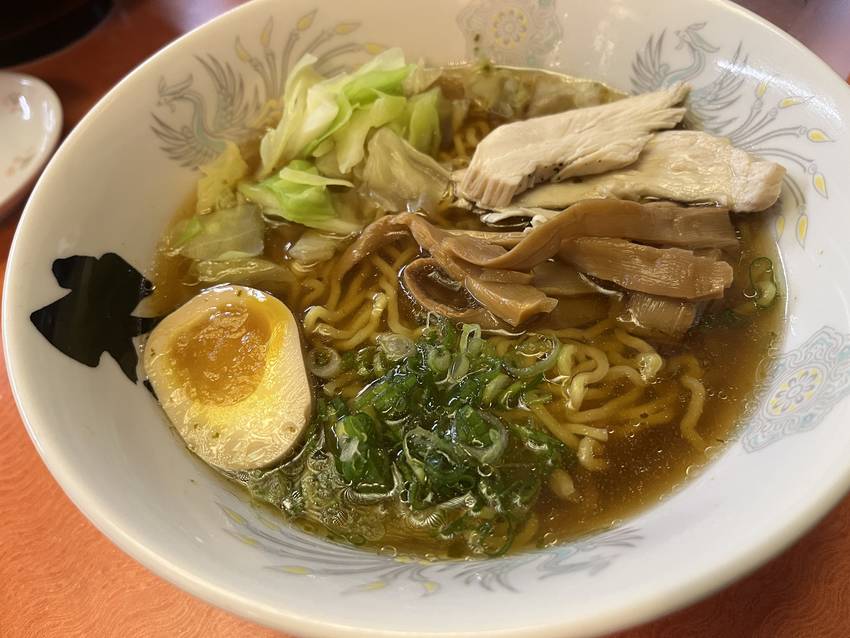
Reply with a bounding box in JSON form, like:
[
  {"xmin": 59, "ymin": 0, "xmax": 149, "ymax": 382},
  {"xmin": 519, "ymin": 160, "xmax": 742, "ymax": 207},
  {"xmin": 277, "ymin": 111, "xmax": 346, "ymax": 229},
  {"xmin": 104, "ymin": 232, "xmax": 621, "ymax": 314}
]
[{"xmin": 143, "ymin": 53, "xmax": 785, "ymax": 558}]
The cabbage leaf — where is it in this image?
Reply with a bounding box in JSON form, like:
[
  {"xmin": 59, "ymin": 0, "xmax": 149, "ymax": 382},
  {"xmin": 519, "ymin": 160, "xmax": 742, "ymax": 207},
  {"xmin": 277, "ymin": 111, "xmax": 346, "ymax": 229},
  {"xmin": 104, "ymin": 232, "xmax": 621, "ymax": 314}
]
[
  {"xmin": 174, "ymin": 204, "xmax": 264, "ymax": 261},
  {"xmin": 403, "ymin": 63, "xmax": 442, "ymax": 95},
  {"xmin": 333, "ymin": 93, "xmax": 407, "ymax": 173},
  {"xmin": 361, "ymin": 128, "xmax": 450, "ymax": 213},
  {"xmin": 341, "ymin": 48, "xmax": 412, "ymax": 105},
  {"xmin": 258, "ymin": 54, "xmax": 325, "ymax": 177},
  {"xmin": 189, "ymin": 258, "xmax": 295, "ymax": 292},
  {"xmin": 258, "ymin": 48, "xmax": 413, "ymax": 176},
  {"xmin": 238, "ymin": 160, "xmax": 359, "ymax": 234},
  {"xmin": 438, "ymin": 62, "xmax": 626, "ymax": 120},
  {"xmin": 288, "ymin": 230, "xmax": 350, "ymax": 263},
  {"xmin": 196, "ymin": 142, "xmax": 248, "ymax": 214},
  {"xmin": 403, "ymin": 88, "xmax": 442, "ymax": 156}
]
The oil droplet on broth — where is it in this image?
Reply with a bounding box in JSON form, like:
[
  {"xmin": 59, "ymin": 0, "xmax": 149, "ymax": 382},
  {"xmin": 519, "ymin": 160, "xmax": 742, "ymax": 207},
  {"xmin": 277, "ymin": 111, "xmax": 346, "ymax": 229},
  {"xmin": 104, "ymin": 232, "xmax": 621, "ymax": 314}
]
[
  {"xmin": 378, "ymin": 545, "xmax": 398, "ymax": 558},
  {"xmin": 684, "ymin": 463, "xmax": 704, "ymax": 478},
  {"xmin": 703, "ymin": 445, "xmax": 722, "ymax": 460}
]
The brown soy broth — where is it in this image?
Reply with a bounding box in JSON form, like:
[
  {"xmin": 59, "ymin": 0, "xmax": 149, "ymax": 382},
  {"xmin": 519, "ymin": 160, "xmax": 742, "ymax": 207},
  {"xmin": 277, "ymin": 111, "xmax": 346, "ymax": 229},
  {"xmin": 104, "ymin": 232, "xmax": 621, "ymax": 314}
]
[
  {"xmin": 145, "ymin": 198, "xmax": 316, "ymax": 318},
  {"xmin": 143, "ymin": 197, "xmax": 197, "ymax": 316}
]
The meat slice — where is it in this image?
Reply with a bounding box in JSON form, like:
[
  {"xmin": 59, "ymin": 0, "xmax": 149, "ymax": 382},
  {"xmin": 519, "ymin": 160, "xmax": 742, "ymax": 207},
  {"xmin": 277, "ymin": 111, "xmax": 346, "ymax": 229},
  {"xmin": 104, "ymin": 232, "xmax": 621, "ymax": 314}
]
[
  {"xmin": 559, "ymin": 238, "xmax": 733, "ymax": 300},
  {"xmin": 458, "ymin": 83, "xmax": 689, "ymax": 207},
  {"xmin": 517, "ymin": 130, "xmax": 785, "ymax": 212}
]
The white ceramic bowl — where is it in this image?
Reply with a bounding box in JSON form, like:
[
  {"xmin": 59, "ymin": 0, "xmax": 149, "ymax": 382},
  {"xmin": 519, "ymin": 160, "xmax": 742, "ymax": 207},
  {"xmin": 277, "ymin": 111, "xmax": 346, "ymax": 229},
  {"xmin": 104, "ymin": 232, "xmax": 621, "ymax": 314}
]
[{"xmin": 5, "ymin": 1, "xmax": 850, "ymax": 636}]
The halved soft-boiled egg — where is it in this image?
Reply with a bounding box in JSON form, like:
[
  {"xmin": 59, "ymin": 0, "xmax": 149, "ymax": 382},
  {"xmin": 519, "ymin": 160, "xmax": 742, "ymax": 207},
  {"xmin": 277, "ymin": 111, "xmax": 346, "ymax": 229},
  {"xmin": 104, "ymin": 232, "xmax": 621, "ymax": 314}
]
[{"xmin": 144, "ymin": 285, "xmax": 312, "ymax": 472}]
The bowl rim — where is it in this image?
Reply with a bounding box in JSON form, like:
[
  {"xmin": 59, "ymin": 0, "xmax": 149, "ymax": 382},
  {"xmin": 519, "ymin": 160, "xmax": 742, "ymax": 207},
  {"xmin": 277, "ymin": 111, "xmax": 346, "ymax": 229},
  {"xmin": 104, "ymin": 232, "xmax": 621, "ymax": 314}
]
[{"xmin": 5, "ymin": 0, "xmax": 850, "ymax": 636}]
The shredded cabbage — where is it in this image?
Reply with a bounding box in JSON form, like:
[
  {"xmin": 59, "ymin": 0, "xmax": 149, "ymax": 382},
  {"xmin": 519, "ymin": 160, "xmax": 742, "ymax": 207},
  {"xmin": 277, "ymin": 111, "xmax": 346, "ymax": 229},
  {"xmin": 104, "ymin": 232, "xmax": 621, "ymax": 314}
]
[
  {"xmin": 289, "ymin": 230, "xmax": 349, "ymax": 263},
  {"xmin": 174, "ymin": 204, "xmax": 264, "ymax": 261},
  {"xmin": 403, "ymin": 87, "xmax": 442, "ymax": 156},
  {"xmin": 361, "ymin": 128, "xmax": 450, "ymax": 213},
  {"xmin": 196, "ymin": 142, "xmax": 248, "ymax": 214},
  {"xmin": 239, "ymin": 160, "xmax": 359, "ymax": 234},
  {"xmin": 189, "ymin": 258, "xmax": 295, "ymax": 289},
  {"xmin": 258, "ymin": 48, "xmax": 413, "ymax": 176},
  {"xmin": 258, "ymin": 54, "xmax": 325, "ymax": 177},
  {"xmin": 334, "ymin": 93, "xmax": 407, "ymax": 173}
]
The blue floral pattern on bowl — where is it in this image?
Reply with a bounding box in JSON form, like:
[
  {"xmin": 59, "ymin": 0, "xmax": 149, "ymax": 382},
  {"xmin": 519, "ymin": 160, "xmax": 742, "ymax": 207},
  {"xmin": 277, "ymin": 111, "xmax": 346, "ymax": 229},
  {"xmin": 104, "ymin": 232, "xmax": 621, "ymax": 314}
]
[
  {"xmin": 743, "ymin": 326, "xmax": 850, "ymax": 452},
  {"xmin": 218, "ymin": 491, "xmax": 642, "ymax": 595},
  {"xmin": 456, "ymin": 0, "xmax": 563, "ymax": 66}
]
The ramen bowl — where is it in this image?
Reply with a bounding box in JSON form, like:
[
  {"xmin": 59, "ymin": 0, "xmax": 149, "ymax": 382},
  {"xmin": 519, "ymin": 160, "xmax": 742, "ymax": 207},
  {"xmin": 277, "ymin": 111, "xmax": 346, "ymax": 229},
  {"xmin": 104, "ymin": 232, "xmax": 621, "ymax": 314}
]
[{"xmin": 5, "ymin": 0, "xmax": 850, "ymax": 636}]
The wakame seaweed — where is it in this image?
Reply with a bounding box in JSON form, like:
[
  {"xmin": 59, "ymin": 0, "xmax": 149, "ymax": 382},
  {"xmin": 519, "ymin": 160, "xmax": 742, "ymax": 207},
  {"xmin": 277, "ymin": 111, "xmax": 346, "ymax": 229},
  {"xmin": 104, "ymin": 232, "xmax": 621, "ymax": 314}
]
[{"xmin": 244, "ymin": 320, "xmax": 570, "ymax": 556}]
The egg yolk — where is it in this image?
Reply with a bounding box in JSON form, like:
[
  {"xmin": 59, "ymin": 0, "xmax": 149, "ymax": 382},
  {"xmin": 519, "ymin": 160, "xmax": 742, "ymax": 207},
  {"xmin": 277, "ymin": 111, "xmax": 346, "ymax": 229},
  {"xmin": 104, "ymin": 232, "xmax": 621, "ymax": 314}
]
[{"xmin": 171, "ymin": 300, "xmax": 272, "ymax": 406}]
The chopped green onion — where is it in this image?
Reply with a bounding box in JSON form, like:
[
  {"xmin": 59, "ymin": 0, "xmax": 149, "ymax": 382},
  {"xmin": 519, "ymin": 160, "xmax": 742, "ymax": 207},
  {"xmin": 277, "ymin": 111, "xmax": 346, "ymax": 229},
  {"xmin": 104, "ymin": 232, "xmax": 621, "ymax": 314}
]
[
  {"xmin": 748, "ymin": 256, "xmax": 779, "ymax": 309},
  {"xmin": 504, "ymin": 334, "xmax": 561, "ymax": 378},
  {"xmin": 448, "ymin": 353, "xmax": 470, "ymax": 382},
  {"xmin": 307, "ymin": 346, "xmax": 342, "ymax": 379},
  {"xmin": 376, "ymin": 333, "xmax": 414, "ymax": 361},
  {"xmin": 459, "ymin": 323, "xmax": 482, "ymax": 354},
  {"xmin": 521, "ymin": 389, "xmax": 553, "ymax": 406},
  {"xmin": 482, "ymin": 373, "xmax": 511, "ymax": 405},
  {"xmin": 427, "ymin": 346, "xmax": 452, "ymax": 374},
  {"xmin": 754, "ymin": 279, "xmax": 777, "ymax": 308}
]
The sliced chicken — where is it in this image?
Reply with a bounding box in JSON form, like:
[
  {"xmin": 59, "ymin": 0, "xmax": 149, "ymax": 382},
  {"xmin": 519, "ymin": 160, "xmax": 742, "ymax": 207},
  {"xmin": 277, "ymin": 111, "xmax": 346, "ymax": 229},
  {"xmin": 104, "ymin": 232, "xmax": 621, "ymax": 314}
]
[
  {"xmin": 458, "ymin": 83, "xmax": 690, "ymax": 208},
  {"xmin": 516, "ymin": 130, "xmax": 785, "ymax": 212},
  {"xmin": 559, "ymin": 238, "xmax": 733, "ymax": 300}
]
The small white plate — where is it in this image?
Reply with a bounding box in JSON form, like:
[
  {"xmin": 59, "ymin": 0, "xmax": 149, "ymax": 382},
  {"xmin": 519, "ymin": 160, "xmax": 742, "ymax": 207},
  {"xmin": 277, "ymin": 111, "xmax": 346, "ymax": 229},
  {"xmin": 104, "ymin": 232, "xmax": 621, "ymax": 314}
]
[{"xmin": 0, "ymin": 72, "xmax": 62, "ymax": 218}]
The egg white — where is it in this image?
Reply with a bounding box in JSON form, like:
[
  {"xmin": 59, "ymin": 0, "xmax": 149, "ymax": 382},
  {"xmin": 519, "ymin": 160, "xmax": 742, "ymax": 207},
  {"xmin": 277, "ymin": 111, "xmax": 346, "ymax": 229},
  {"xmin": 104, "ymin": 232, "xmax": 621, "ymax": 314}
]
[{"xmin": 144, "ymin": 285, "xmax": 312, "ymax": 472}]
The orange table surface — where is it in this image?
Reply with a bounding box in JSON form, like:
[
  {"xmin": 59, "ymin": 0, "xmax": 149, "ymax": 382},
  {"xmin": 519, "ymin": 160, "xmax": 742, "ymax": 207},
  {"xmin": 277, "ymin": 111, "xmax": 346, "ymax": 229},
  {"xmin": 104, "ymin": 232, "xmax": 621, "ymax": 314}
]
[{"xmin": 3, "ymin": 1, "xmax": 850, "ymax": 636}]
